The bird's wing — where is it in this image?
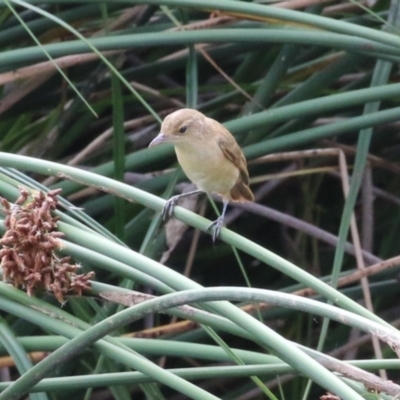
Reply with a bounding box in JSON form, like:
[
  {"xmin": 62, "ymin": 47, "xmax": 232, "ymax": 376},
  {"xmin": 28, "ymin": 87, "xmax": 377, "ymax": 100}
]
[{"xmin": 216, "ymin": 128, "xmax": 250, "ymax": 185}]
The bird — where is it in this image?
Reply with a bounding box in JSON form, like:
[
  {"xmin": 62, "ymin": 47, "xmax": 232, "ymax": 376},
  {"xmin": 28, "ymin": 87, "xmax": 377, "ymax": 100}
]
[{"xmin": 149, "ymin": 108, "xmax": 254, "ymax": 242}]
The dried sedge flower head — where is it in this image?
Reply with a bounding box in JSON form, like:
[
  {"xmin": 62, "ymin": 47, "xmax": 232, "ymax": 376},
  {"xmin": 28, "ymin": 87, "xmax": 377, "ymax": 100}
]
[{"xmin": 0, "ymin": 188, "xmax": 94, "ymax": 303}]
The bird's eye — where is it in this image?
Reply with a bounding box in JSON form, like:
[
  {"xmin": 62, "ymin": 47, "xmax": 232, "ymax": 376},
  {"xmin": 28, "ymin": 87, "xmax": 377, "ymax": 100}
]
[{"xmin": 179, "ymin": 126, "xmax": 187, "ymax": 134}]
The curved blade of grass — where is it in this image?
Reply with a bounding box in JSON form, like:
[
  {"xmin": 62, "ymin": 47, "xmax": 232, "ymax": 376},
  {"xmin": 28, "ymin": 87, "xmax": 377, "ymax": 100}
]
[
  {"xmin": 4, "ymin": 0, "xmax": 96, "ymax": 116},
  {"xmin": 0, "ymin": 317, "xmax": 48, "ymax": 400},
  {"xmin": 3, "ymin": 0, "xmax": 400, "ymax": 50},
  {"xmin": 2, "ymin": 29, "xmax": 400, "ymax": 67},
  {"xmin": 76, "ymin": 0, "xmax": 400, "ymax": 50},
  {"xmin": 0, "ymin": 358, "xmax": 399, "ymax": 394},
  {"xmin": 7, "ymin": 335, "xmax": 400, "ymax": 372},
  {"xmin": 111, "ymin": 73, "xmax": 126, "ymax": 241},
  {"xmin": 10, "ymin": 0, "xmax": 161, "ymax": 123}
]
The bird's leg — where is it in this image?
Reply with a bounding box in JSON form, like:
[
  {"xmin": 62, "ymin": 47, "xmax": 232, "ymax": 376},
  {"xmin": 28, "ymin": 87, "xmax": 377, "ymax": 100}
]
[
  {"xmin": 162, "ymin": 189, "xmax": 202, "ymax": 221},
  {"xmin": 206, "ymin": 199, "xmax": 229, "ymax": 242}
]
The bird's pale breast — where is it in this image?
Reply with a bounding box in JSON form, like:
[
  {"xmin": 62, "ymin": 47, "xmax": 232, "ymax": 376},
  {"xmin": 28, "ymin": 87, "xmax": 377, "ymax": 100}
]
[{"xmin": 175, "ymin": 140, "xmax": 239, "ymax": 198}]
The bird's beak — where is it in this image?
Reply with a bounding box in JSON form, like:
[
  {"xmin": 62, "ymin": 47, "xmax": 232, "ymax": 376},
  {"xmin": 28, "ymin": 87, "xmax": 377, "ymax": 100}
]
[{"xmin": 149, "ymin": 132, "xmax": 168, "ymax": 148}]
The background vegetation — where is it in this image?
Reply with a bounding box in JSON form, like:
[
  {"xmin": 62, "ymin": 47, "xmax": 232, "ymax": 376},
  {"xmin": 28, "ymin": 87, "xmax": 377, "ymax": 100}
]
[{"xmin": 0, "ymin": 0, "xmax": 400, "ymax": 399}]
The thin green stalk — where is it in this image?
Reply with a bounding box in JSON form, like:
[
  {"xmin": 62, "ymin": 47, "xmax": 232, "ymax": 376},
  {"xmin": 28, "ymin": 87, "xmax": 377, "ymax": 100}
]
[
  {"xmin": 0, "ymin": 4, "xmax": 123, "ymax": 46},
  {"xmin": 186, "ymin": 44, "xmax": 197, "ymax": 109},
  {"xmin": 0, "ymin": 318, "xmax": 47, "ymax": 400},
  {"xmin": 162, "ymin": 5, "xmax": 198, "ymax": 109},
  {"xmin": 10, "ymin": 0, "xmax": 161, "ymax": 123},
  {"xmin": 242, "ymin": 44, "xmax": 298, "ymax": 114},
  {"xmin": 1, "ymin": 29, "xmax": 400, "ymax": 67},
  {"xmin": 3, "ymin": 0, "xmax": 400, "ymax": 51},
  {"xmin": 0, "ymin": 364, "xmax": 291, "ymax": 392},
  {"xmin": 3, "ymin": 0, "xmax": 96, "ymax": 116},
  {"xmin": 6, "ymin": 336, "xmax": 400, "ymax": 372},
  {"xmin": 204, "ymin": 326, "xmax": 278, "ymax": 400},
  {"xmin": 0, "ymin": 358, "xmax": 398, "ymax": 393},
  {"xmin": 111, "ymin": 73, "xmax": 126, "ymax": 241}
]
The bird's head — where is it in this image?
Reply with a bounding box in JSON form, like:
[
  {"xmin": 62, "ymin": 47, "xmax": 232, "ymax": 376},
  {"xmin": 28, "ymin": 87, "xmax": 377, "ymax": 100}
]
[{"xmin": 149, "ymin": 108, "xmax": 205, "ymax": 148}]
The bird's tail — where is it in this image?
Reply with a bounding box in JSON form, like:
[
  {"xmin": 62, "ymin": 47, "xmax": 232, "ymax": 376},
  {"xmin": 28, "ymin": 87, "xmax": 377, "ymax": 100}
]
[{"xmin": 230, "ymin": 180, "xmax": 254, "ymax": 202}]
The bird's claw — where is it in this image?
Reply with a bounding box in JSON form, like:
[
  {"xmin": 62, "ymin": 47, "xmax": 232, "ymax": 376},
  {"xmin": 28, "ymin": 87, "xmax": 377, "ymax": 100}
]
[
  {"xmin": 162, "ymin": 195, "xmax": 180, "ymax": 221},
  {"xmin": 206, "ymin": 216, "xmax": 225, "ymax": 243}
]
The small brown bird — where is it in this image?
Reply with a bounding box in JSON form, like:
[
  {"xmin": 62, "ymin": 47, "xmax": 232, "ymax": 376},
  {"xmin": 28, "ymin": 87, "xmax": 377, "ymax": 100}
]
[{"xmin": 149, "ymin": 108, "xmax": 253, "ymax": 241}]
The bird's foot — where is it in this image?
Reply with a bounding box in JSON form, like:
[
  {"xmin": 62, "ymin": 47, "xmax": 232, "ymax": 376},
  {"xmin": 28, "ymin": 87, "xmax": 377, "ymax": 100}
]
[
  {"xmin": 206, "ymin": 216, "xmax": 225, "ymax": 243},
  {"xmin": 161, "ymin": 195, "xmax": 181, "ymax": 221}
]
